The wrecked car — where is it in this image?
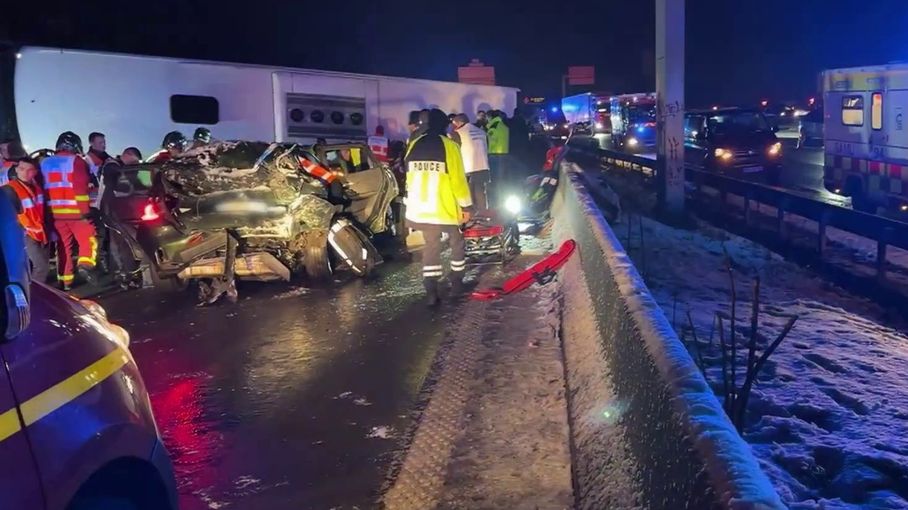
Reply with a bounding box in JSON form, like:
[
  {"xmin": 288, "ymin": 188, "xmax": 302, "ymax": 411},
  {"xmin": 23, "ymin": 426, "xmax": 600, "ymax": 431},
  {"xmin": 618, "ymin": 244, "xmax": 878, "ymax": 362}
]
[{"xmin": 112, "ymin": 141, "xmax": 399, "ymax": 301}]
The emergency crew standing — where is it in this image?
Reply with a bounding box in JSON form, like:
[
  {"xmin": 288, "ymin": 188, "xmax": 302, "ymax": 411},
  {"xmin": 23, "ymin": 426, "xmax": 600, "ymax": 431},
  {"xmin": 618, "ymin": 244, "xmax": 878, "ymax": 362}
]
[
  {"xmin": 3, "ymin": 158, "xmax": 50, "ymax": 283},
  {"xmin": 41, "ymin": 132, "xmax": 98, "ymax": 290},
  {"xmin": 486, "ymin": 110, "xmax": 511, "ymax": 196},
  {"xmin": 451, "ymin": 113, "xmax": 491, "ymax": 210},
  {"xmin": 405, "ymin": 109, "xmax": 473, "ymax": 306}
]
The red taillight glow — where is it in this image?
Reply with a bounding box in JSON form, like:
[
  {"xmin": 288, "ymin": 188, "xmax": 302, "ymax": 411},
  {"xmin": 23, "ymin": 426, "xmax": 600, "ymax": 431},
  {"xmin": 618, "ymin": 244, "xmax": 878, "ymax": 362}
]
[
  {"xmin": 141, "ymin": 202, "xmax": 161, "ymax": 221},
  {"xmin": 644, "ymin": 122, "xmax": 656, "ymax": 128}
]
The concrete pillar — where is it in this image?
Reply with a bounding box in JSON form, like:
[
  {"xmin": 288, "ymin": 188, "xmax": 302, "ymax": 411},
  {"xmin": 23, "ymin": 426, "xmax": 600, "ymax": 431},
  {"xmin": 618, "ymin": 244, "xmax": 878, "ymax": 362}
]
[{"xmin": 656, "ymin": 0, "xmax": 685, "ymax": 214}]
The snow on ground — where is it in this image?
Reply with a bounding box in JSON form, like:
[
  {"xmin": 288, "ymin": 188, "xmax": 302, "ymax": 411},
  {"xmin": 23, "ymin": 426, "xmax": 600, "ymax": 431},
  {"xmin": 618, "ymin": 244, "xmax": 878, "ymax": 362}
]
[{"xmin": 620, "ymin": 212, "xmax": 908, "ymax": 509}]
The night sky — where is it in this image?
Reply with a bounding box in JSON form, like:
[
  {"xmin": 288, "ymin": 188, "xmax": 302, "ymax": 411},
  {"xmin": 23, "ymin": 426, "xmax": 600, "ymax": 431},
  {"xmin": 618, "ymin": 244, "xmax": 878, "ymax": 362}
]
[{"xmin": 2, "ymin": 0, "xmax": 906, "ymax": 108}]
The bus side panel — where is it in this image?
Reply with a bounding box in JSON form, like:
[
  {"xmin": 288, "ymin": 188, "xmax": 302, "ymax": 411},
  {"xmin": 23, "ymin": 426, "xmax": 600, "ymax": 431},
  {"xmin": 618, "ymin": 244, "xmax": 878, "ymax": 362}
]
[
  {"xmin": 373, "ymin": 80, "xmax": 516, "ymax": 141},
  {"xmin": 14, "ymin": 48, "xmax": 273, "ymax": 157}
]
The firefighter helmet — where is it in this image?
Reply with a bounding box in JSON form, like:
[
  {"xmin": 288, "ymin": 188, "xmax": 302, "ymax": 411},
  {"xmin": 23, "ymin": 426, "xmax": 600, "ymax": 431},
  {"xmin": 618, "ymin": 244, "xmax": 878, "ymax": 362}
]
[{"xmin": 55, "ymin": 131, "xmax": 83, "ymax": 153}]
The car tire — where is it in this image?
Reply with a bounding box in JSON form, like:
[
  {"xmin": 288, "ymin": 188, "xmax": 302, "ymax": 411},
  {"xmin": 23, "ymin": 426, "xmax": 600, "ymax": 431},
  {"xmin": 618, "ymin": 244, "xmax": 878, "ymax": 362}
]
[{"xmin": 303, "ymin": 243, "xmax": 332, "ymax": 281}]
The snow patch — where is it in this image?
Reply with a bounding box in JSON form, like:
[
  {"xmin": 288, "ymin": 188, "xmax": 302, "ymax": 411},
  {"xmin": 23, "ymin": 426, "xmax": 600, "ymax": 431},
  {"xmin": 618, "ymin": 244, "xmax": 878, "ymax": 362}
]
[
  {"xmin": 618, "ymin": 208, "xmax": 908, "ymax": 509},
  {"xmin": 367, "ymin": 426, "xmax": 394, "ymax": 439}
]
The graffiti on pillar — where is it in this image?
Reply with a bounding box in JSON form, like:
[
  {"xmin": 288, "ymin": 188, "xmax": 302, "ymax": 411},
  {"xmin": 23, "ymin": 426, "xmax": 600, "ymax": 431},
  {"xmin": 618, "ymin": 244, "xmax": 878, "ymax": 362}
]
[
  {"xmin": 659, "ymin": 100, "xmax": 681, "ymax": 121},
  {"xmin": 666, "ymin": 135, "xmax": 684, "ymax": 187}
]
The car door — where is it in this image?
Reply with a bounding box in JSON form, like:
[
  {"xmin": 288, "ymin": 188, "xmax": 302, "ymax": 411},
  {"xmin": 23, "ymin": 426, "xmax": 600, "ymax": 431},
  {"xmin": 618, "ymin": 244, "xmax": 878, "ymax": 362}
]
[
  {"xmin": 322, "ymin": 145, "xmax": 397, "ymax": 233},
  {"xmin": 0, "ymin": 194, "xmax": 46, "ymax": 510}
]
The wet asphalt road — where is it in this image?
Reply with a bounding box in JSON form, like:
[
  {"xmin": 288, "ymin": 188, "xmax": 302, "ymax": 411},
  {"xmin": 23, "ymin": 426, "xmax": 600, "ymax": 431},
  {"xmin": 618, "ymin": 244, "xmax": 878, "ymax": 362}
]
[{"xmin": 99, "ymin": 261, "xmax": 449, "ymax": 510}]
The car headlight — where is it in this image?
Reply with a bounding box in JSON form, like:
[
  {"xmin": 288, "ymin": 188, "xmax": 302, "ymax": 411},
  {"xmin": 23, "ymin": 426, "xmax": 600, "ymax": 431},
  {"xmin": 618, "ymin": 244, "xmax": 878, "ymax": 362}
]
[
  {"xmin": 627, "ymin": 137, "xmax": 639, "ymax": 147},
  {"xmin": 595, "ymin": 122, "xmax": 604, "ymax": 130},
  {"xmin": 714, "ymin": 148, "xmax": 734, "ymax": 161},
  {"xmin": 504, "ymin": 195, "xmax": 523, "ymax": 215},
  {"xmin": 768, "ymin": 142, "xmax": 782, "ymax": 156}
]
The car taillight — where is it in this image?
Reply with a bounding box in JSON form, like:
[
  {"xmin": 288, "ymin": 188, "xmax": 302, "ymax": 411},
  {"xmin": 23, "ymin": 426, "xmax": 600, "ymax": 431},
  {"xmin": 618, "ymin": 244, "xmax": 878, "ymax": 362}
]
[{"xmin": 141, "ymin": 202, "xmax": 161, "ymax": 221}]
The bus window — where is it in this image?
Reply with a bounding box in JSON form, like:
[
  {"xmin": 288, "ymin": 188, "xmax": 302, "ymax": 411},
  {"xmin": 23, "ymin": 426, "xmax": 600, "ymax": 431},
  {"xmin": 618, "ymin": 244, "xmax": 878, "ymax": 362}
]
[
  {"xmin": 841, "ymin": 96, "xmax": 864, "ymax": 126},
  {"xmin": 871, "ymin": 92, "xmax": 883, "ymax": 130}
]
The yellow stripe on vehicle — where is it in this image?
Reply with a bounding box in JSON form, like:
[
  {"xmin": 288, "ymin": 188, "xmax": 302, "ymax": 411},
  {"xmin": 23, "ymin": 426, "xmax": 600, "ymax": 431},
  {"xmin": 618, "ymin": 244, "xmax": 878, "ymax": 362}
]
[
  {"xmin": 74, "ymin": 195, "xmax": 90, "ymax": 201},
  {"xmin": 19, "ymin": 348, "xmax": 129, "ymax": 427},
  {"xmin": 0, "ymin": 408, "xmax": 22, "ymax": 443}
]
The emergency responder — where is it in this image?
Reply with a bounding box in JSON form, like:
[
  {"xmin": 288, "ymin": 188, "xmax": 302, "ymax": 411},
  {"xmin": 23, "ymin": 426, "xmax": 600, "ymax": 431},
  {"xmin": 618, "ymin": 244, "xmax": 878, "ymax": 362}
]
[
  {"xmin": 120, "ymin": 147, "xmax": 143, "ymax": 165},
  {"xmin": 85, "ymin": 132, "xmax": 112, "ymax": 272},
  {"xmin": 192, "ymin": 127, "xmax": 212, "ymax": 149},
  {"xmin": 3, "ymin": 158, "xmax": 50, "ymax": 283},
  {"xmin": 0, "ymin": 140, "xmax": 27, "ymax": 185},
  {"xmin": 475, "ymin": 110, "xmax": 489, "ymax": 130},
  {"xmin": 149, "ymin": 131, "xmax": 187, "ymax": 163},
  {"xmin": 451, "ymin": 113, "xmax": 491, "ymax": 211},
  {"xmin": 405, "ymin": 108, "xmax": 473, "ymax": 306},
  {"xmin": 86, "ymin": 132, "xmax": 113, "ymax": 176},
  {"xmin": 406, "ymin": 110, "xmax": 424, "ymax": 144},
  {"xmin": 368, "ymin": 125, "xmax": 389, "ymax": 163},
  {"xmin": 487, "ymin": 110, "xmax": 511, "ymax": 199},
  {"xmin": 41, "ymin": 132, "xmax": 98, "ymax": 290}
]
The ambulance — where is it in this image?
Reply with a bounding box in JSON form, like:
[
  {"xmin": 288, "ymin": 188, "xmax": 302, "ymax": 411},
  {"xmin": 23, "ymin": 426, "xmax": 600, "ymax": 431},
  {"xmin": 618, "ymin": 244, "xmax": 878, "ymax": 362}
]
[{"xmin": 822, "ymin": 64, "xmax": 908, "ymax": 214}]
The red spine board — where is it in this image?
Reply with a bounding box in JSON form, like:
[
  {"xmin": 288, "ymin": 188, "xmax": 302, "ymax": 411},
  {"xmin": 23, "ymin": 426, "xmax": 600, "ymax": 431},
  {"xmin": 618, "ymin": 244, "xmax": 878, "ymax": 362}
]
[{"xmin": 471, "ymin": 239, "xmax": 577, "ymax": 300}]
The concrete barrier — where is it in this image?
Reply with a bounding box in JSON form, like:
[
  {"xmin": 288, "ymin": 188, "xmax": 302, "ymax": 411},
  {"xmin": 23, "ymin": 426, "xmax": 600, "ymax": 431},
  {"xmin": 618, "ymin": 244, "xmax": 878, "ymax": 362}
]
[{"xmin": 552, "ymin": 162, "xmax": 784, "ymax": 510}]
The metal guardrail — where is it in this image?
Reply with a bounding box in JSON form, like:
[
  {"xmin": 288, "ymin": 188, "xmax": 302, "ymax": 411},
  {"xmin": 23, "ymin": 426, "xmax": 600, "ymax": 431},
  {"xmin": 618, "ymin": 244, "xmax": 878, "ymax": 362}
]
[
  {"xmin": 583, "ymin": 143, "xmax": 908, "ymax": 280},
  {"xmin": 551, "ymin": 162, "xmax": 784, "ymax": 509}
]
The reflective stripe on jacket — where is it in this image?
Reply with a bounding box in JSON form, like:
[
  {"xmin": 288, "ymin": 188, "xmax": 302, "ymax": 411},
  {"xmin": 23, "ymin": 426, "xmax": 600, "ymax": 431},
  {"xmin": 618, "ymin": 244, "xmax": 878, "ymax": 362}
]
[
  {"xmin": 487, "ymin": 117, "xmax": 510, "ymax": 155},
  {"xmin": 40, "ymin": 152, "xmax": 91, "ymax": 220},
  {"xmin": 404, "ymin": 134, "xmax": 472, "ymax": 225},
  {"xmin": 7, "ymin": 179, "xmax": 47, "ymax": 243}
]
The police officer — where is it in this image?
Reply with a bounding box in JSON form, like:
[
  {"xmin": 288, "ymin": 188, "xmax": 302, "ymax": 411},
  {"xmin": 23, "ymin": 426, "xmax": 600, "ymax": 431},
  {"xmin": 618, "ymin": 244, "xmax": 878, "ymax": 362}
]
[
  {"xmin": 41, "ymin": 132, "xmax": 99, "ymax": 290},
  {"xmin": 405, "ymin": 109, "xmax": 473, "ymax": 306}
]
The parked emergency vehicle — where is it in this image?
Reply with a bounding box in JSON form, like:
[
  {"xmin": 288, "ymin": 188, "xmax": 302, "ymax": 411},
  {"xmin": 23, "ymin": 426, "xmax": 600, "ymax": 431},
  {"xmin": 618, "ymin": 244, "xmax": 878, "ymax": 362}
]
[
  {"xmin": 0, "ymin": 195, "xmax": 177, "ymax": 509},
  {"xmin": 610, "ymin": 92, "xmax": 657, "ymax": 153},
  {"xmin": 561, "ymin": 92, "xmax": 611, "ymax": 134},
  {"xmin": 822, "ymin": 64, "xmax": 908, "ymax": 214}
]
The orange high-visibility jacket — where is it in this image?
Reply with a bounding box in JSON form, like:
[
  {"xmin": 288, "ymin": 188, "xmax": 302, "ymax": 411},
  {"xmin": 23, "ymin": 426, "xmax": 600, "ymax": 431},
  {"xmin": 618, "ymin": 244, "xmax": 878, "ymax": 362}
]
[{"xmin": 7, "ymin": 179, "xmax": 47, "ymax": 243}]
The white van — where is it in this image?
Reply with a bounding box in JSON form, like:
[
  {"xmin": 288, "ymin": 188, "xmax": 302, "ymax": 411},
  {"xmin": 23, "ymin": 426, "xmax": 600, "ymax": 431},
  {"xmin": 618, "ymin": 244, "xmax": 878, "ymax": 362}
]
[{"xmin": 822, "ymin": 64, "xmax": 908, "ymax": 213}]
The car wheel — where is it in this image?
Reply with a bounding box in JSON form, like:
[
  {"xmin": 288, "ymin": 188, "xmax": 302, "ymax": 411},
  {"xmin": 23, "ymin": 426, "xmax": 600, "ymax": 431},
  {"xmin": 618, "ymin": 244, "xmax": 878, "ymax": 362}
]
[{"xmin": 303, "ymin": 243, "xmax": 332, "ymax": 281}]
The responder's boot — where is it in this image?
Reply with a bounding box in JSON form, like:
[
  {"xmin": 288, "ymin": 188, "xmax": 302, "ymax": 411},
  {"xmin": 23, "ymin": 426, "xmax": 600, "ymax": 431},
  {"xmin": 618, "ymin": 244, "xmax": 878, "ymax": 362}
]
[
  {"xmin": 77, "ymin": 266, "xmax": 100, "ymax": 287},
  {"xmin": 449, "ymin": 273, "xmax": 465, "ymax": 297},
  {"xmin": 424, "ymin": 278, "xmax": 441, "ymax": 308}
]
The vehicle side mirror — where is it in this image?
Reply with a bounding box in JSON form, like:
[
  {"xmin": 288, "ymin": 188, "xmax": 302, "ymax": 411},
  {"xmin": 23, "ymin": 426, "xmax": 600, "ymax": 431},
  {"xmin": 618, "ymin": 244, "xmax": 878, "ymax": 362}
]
[{"xmin": 0, "ymin": 193, "xmax": 30, "ymax": 340}]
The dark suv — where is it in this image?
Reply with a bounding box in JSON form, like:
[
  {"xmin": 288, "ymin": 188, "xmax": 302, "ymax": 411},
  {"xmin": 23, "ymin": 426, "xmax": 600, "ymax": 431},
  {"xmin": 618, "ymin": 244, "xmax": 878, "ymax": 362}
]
[{"xmin": 684, "ymin": 108, "xmax": 783, "ymax": 184}]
